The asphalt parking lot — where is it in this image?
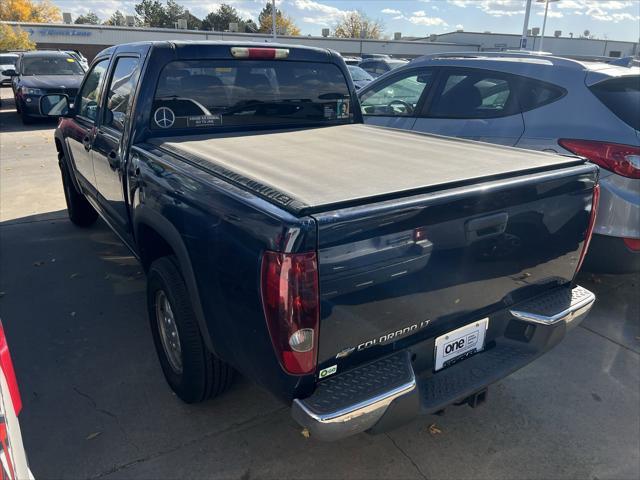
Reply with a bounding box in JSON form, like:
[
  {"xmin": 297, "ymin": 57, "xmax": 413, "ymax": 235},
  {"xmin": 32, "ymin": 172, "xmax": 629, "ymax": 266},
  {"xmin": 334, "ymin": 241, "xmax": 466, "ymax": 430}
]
[{"xmin": 0, "ymin": 87, "xmax": 639, "ymax": 480}]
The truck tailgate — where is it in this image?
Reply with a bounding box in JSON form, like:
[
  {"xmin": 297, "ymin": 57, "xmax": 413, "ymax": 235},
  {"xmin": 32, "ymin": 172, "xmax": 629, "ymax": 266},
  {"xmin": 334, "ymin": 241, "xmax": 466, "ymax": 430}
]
[{"xmin": 313, "ymin": 164, "xmax": 598, "ymax": 372}]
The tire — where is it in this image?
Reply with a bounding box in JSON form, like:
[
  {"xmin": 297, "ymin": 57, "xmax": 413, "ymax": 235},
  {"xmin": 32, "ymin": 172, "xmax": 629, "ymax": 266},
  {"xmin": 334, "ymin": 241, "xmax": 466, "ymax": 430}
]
[
  {"xmin": 147, "ymin": 255, "xmax": 234, "ymax": 403},
  {"xmin": 59, "ymin": 155, "xmax": 98, "ymax": 227}
]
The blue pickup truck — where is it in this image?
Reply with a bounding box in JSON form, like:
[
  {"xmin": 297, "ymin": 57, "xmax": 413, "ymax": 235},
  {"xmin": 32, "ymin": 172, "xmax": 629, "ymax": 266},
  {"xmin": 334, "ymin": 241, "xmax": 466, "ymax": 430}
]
[{"xmin": 42, "ymin": 41, "xmax": 599, "ymax": 440}]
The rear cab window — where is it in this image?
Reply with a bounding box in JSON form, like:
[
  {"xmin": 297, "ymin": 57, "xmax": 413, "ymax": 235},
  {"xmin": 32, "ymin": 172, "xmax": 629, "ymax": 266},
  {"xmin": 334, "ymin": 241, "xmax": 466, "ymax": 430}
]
[
  {"xmin": 590, "ymin": 76, "xmax": 640, "ymax": 131},
  {"xmin": 151, "ymin": 60, "xmax": 352, "ymax": 131}
]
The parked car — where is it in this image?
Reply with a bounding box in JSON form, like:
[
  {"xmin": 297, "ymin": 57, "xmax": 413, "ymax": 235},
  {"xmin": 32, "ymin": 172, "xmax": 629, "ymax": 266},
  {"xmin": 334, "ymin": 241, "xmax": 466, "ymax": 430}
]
[
  {"xmin": 359, "ymin": 57, "xmax": 408, "ymax": 78},
  {"xmin": 342, "ymin": 56, "xmax": 362, "ymax": 66},
  {"xmin": 609, "ymin": 56, "xmax": 640, "ymax": 68},
  {"xmin": 3, "ymin": 50, "xmax": 85, "ymax": 124},
  {"xmin": 45, "ymin": 41, "xmax": 597, "ymax": 441},
  {"xmin": 358, "ymin": 52, "xmax": 640, "ymax": 273},
  {"xmin": 0, "ymin": 53, "xmax": 19, "ymax": 87},
  {"xmin": 0, "ymin": 320, "xmax": 34, "ymax": 479},
  {"xmin": 347, "ymin": 65, "xmax": 373, "ymax": 89},
  {"xmin": 64, "ymin": 50, "xmax": 89, "ymax": 70}
]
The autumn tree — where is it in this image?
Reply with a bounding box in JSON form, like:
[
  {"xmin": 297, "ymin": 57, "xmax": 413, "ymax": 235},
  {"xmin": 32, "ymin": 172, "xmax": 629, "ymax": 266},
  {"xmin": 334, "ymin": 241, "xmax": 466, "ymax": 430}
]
[
  {"xmin": 74, "ymin": 12, "xmax": 100, "ymax": 25},
  {"xmin": 0, "ymin": 24, "xmax": 36, "ymax": 50},
  {"xmin": 257, "ymin": 2, "xmax": 300, "ymax": 36},
  {"xmin": 333, "ymin": 11, "xmax": 383, "ymax": 39},
  {"xmin": 0, "ymin": 0, "xmax": 62, "ymax": 23}
]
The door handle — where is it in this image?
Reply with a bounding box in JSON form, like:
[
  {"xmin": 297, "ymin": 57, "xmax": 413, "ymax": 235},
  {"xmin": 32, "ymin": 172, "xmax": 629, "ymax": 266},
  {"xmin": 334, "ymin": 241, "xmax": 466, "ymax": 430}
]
[
  {"xmin": 466, "ymin": 212, "xmax": 509, "ymax": 242},
  {"xmin": 107, "ymin": 150, "xmax": 120, "ymax": 169},
  {"xmin": 82, "ymin": 136, "xmax": 91, "ymax": 151}
]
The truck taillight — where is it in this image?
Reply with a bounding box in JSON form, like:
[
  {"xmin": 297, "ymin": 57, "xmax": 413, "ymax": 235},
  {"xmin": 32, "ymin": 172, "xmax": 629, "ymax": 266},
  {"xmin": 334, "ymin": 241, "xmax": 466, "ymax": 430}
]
[
  {"xmin": 230, "ymin": 47, "xmax": 289, "ymax": 59},
  {"xmin": 575, "ymin": 184, "xmax": 600, "ymax": 274},
  {"xmin": 260, "ymin": 251, "xmax": 319, "ymax": 375},
  {"xmin": 559, "ymin": 139, "xmax": 640, "ymax": 179},
  {"xmin": 0, "ymin": 321, "xmax": 22, "ymax": 416},
  {"xmin": 623, "ymin": 237, "xmax": 640, "ymax": 251}
]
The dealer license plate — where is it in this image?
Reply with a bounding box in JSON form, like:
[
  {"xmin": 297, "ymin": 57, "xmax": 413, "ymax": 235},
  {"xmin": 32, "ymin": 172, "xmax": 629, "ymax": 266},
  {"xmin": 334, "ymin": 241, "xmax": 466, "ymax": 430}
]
[{"xmin": 434, "ymin": 318, "xmax": 489, "ymax": 371}]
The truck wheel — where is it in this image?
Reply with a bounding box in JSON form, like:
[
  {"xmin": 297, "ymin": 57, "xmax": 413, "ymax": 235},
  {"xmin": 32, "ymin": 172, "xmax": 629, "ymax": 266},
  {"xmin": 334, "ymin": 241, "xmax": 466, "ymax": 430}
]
[
  {"xmin": 59, "ymin": 156, "xmax": 98, "ymax": 227},
  {"xmin": 147, "ymin": 256, "xmax": 234, "ymax": 403}
]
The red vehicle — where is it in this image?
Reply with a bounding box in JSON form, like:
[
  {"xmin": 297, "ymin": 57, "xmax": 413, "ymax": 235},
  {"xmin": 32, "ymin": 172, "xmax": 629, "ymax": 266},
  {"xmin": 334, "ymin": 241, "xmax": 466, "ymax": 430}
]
[{"xmin": 0, "ymin": 321, "xmax": 33, "ymax": 479}]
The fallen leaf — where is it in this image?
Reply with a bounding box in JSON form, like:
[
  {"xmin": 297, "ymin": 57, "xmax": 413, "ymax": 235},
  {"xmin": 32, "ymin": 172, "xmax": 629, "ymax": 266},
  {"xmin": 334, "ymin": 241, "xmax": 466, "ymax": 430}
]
[
  {"xmin": 300, "ymin": 428, "xmax": 310, "ymax": 439},
  {"xmin": 86, "ymin": 432, "xmax": 101, "ymax": 441},
  {"xmin": 70, "ymin": 312, "xmax": 76, "ymax": 317},
  {"xmin": 428, "ymin": 424, "xmax": 442, "ymax": 435},
  {"xmin": 70, "ymin": 273, "xmax": 80, "ymax": 279},
  {"xmin": 33, "ymin": 261, "xmax": 44, "ymax": 267},
  {"xmin": 0, "ymin": 292, "xmax": 5, "ymax": 298}
]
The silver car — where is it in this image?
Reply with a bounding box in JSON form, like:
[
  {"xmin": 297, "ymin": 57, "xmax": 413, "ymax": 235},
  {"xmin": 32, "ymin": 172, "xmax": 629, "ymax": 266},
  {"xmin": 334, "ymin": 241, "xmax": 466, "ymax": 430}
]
[
  {"xmin": 0, "ymin": 53, "xmax": 19, "ymax": 86},
  {"xmin": 358, "ymin": 52, "xmax": 640, "ymax": 273}
]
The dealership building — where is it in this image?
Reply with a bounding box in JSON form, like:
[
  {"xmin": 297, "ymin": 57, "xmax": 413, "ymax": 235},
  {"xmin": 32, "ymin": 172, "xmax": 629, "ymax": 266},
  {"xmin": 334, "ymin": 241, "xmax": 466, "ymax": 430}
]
[{"xmin": 1, "ymin": 21, "xmax": 638, "ymax": 61}]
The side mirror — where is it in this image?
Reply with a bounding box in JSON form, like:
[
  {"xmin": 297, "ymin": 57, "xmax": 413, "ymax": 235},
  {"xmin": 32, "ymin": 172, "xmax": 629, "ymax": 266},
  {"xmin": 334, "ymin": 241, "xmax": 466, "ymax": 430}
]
[
  {"xmin": 416, "ymin": 75, "xmax": 431, "ymax": 84},
  {"xmin": 40, "ymin": 94, "xmax": 71, "ymax": 117},
  {"xmin": 1, "ymin": 69, "xmax": 17, "ymax": 77}
]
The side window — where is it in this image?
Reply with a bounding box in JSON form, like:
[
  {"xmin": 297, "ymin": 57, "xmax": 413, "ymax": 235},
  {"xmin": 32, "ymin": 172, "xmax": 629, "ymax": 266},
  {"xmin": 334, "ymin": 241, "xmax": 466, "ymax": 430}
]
[
  {"xmin": 104, "ymin": 57, "xmax": 141, "ymax": 133},
  {"xmin": 77, "ymin": 59, "xmax": 109, "ymax": 122},
  {"xmin": 428, "ymin": 71, "xmax": 517, "ymax": 118},
  {"xmin": 360, "ymin": 71, "xmax": 433, "ymax": 117},
  {"xmin": 516, "ymin": 78, "xmax": 565, "ymax": 112}
]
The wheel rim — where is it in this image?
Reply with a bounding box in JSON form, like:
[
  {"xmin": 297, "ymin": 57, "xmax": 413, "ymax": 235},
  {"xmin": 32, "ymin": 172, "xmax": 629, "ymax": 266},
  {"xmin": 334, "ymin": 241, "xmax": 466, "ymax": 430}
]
[{"xmin": 155, "ymin": 290, "xmax": 183, "ymax": 375}]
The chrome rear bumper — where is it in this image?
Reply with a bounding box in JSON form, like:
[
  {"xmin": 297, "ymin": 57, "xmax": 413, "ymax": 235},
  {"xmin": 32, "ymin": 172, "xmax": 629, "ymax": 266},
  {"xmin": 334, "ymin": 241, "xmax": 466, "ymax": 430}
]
[{"xmin": 292, "ymin": 285, "xmax": 595, "ymax": 441}]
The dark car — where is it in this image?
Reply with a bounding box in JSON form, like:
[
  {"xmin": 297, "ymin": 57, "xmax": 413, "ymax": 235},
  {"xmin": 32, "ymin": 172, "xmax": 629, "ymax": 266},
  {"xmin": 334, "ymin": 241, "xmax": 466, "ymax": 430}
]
[
  {"xmin": 359, "ymin": 58, "xmax": 409, "ymax": 78},
  {"xmin": 3, "ymin": 50, "xmax": 85, "ymax": 124},
  {"xmin": 347, "ymin": 65, "xmax": 374, "ymax": 89}
]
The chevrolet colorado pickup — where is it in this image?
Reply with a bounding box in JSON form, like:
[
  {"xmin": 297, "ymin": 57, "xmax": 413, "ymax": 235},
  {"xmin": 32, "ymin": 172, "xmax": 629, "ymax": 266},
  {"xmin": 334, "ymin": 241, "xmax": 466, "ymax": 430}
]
[{"xmin": 43, "ymin": 41, "xmax": 599, "ymax": 441}]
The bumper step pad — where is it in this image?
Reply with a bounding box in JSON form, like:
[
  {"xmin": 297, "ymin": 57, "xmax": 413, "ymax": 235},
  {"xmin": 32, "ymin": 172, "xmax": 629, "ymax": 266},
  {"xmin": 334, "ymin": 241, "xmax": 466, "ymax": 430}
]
[{"xmin": 421, "ymin": 342, "xmax": 534, "ymax": 412}]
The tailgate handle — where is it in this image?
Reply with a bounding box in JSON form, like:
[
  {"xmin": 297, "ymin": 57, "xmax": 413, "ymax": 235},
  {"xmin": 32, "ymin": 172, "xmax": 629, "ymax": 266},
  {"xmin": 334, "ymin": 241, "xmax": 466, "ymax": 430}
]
[{"xmin": 466, "ymin": 212, "xmax": 508, "ymax": 241}]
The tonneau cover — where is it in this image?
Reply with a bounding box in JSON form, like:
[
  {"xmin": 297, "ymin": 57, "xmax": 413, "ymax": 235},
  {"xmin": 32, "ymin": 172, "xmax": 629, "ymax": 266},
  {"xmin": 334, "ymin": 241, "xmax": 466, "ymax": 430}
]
[{"xmin": 150, "ymin": 124, "xmax": 584, "ymax": 215}]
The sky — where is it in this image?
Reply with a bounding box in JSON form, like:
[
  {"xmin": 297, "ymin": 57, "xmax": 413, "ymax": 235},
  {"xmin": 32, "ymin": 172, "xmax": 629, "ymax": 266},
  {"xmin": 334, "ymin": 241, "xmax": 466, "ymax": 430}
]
[{"xmin": 50, "ymin": 0, "xmax": 640, "ymax": 42}]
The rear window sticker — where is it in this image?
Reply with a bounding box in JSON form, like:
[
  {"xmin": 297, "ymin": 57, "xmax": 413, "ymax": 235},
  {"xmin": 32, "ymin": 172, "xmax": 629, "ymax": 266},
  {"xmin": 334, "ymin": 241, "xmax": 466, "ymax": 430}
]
[
  {"xmin": 187, "ymin": 114, "xmax": 222, "ymax": 127},
  {"xmin": 337, "ymin": 99, "xmax": 350, "ymax": 119},
  {"xmin": 323, "ymin": 103, "xmax": 336, "ymax": 119},
  {"xmin": 154, "ymin": 107, "xmax": 175, "ymax": 128}
]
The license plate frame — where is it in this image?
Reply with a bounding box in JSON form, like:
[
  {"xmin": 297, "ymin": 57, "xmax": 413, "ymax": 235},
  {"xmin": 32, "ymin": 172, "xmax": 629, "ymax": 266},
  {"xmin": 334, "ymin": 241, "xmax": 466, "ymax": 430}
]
[{"xmin": 434, "ymin": 318, "xmax": 489, "ymax": 371}]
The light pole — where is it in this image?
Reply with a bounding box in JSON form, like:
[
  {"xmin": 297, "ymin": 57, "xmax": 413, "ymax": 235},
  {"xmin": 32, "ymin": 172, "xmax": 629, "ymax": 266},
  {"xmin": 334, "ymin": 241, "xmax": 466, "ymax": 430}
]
[
  {"xmin": 271, "ymin": 0, "xmax": 277, "ymax": 39},
  {"xmin": 520, "ymin": 0, "xmax": 533, "ymax": 49},
  {"xmin": 537, "ymin": 0, "xmax": 559, "ymax": 52}
]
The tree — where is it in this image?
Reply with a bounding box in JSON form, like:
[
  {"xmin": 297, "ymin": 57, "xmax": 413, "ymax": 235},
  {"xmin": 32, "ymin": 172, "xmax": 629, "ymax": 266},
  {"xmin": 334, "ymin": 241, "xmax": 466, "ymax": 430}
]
[
  {"xmin": 134, "ymin": 0, "xmax": 200, "ymax": 29},
  {"xmin": 135, "ymin": 0, "xmax": 167, "ymax": 27},
  {"xmin": 0, "ymin": 23, "xmax": 35, "ymax": 50},
  {"xmin": 0, "ymin": 0, "xmax": 62, "ymax": 23},
  {"xmin": 333, "ymin": 11, "xmax": 383, "ymax": 39},
  {"xmin": 74, "ymin": 12, "xmax": 100, "ymax": 25},
  {"xmin": 257, "ymin": 2, "xmax": 300, "ymax": 36},
  {"xmin": 202, "ymin": 4, "xmax": 245, "ymax": 32},
  {"xmin": 104, "ymin": 10, "xmax": 127, "ymax": 26}
]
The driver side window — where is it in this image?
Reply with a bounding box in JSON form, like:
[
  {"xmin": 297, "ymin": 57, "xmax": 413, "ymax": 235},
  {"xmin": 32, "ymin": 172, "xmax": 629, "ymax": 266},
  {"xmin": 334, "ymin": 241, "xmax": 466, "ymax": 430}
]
[
  {"xmin": 77, "ymin": 59, "xmax": 109, "ymax": 122},
  {"xmin": 360, "ymin": 71, "xmax": 432, "ymax": 117}
]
